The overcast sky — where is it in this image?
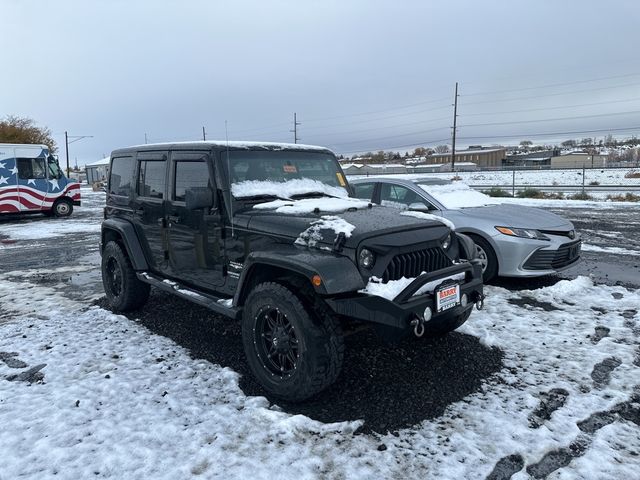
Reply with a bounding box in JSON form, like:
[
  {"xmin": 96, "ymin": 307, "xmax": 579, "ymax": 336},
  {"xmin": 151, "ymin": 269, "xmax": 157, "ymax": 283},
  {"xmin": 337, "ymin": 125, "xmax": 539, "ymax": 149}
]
[{"xmin": 3, "ymin": 0, "xmax": 640, "ymax": 163}]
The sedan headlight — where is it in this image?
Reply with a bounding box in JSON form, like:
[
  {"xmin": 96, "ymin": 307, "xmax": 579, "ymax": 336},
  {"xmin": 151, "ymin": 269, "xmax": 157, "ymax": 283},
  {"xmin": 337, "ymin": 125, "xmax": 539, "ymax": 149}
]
[
  {"xmin": 441, "ymin": 233, "xmax": 452, "ymax": 250},
  {"xmin": 495, "ymin": 226, "xmax": 549, "ymax": 241},
  {"xmin": 359, "ymin": 248, "xmax": 375, "ymax": 269}
]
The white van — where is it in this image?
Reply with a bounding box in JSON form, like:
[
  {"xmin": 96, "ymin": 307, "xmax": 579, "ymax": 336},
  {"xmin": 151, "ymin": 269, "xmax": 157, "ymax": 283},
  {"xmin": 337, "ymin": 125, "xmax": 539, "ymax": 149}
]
[{"xmin": 0, "ymin": 143, "xmax": 81, "ymax": 217}]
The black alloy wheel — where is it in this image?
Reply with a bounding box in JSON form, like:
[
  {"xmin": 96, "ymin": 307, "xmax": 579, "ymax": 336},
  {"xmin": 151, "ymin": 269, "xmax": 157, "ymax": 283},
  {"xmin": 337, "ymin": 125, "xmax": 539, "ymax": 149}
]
[{"xmin": 254, "ymin": 306, "xmax": 299, "ymax": 377}]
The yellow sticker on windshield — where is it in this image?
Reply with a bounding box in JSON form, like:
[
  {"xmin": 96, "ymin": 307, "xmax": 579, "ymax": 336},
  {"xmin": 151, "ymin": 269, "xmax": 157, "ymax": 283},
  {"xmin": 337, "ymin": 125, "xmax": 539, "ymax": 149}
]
[{"xmin": 336, "ymin": 172, "xmax": 346, "ymax": 186}]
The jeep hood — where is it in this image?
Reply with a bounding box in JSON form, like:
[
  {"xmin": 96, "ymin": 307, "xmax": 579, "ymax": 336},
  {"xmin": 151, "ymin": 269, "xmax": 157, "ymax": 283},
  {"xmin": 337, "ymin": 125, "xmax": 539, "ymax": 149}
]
[{"xmin": 242, "ymin": 204, "xmax": 450, "ymax": 249}]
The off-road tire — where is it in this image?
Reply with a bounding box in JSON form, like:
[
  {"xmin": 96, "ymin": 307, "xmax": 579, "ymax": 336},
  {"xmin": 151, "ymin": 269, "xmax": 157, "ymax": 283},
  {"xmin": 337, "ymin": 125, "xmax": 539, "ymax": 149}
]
[
  {"xmin": 52, "ymin": 198, "xmax": 73, "ymax": 217},
  {"xmin": 101, "ymin": 241, "xmax": 150, "ymax": 311},
  {"xmin": 424, "ymin": 308, "xmax": 472, "ymax": 336},
  {"xmin": 469, "ymin": 234, "xmax": 498, "ymax": 283},
  {"xmin": 242, "ymin": 282, "xmax": 344, "ymax": 402}
]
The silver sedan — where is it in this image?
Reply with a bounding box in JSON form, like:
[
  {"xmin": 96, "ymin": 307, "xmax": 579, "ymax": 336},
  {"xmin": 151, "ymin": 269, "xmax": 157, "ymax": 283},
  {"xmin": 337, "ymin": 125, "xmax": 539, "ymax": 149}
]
[{"xmin": 350, "ymin": 176, "xmax": 581, "ymax": 282}]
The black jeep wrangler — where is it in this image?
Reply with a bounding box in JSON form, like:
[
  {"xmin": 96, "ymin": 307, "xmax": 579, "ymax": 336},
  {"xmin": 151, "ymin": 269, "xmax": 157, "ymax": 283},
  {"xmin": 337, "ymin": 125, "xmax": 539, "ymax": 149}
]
[{"xmin": 100, "ymin": 141, "xmax": 484, "ymax": 401}]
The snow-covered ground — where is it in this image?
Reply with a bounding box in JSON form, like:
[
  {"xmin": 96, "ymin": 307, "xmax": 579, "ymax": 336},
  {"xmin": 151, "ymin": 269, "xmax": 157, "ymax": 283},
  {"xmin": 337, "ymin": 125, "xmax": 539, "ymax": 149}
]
[
  {"xmin": 349, "ymin": 167, "xmax": 640, "ymax": 187},
  {"xmin": 1, "ymin": 186, "xmax": 639, "ymax": 479},
  {"xmin": 0, "ymin": 273, "xmax": 638, "ymax": 479}
]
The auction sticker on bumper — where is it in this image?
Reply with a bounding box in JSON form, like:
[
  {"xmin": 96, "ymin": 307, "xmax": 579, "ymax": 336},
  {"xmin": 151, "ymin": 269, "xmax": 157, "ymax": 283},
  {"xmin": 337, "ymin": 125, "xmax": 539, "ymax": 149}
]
[{"xmin": 436, "ymin": 284, "xmax": 460, "ymax": 312}]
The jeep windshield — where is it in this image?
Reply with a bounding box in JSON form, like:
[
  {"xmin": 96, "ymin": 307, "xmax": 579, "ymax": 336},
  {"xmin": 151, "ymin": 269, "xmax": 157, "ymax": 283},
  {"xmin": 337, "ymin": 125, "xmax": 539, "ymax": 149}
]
[{"xmin": 226, "ymin": 150, "xmax": 349, "ymax": 200}]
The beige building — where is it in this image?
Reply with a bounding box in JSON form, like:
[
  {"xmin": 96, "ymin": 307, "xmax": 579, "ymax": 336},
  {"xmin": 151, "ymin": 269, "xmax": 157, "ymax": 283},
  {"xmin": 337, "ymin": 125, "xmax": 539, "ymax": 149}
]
[
  {"xmin": 427, "ymin": 148, "xmax": 506, "ymax": 168},
  {"xmin": 550, "ymin": 153, "xmax": 608, "ymax": 168}
]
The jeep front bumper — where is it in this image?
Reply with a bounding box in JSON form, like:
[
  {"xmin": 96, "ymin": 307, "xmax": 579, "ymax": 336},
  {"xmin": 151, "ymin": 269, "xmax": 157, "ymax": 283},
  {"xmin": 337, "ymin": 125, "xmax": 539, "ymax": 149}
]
[{"xmin": 324, "ymin": 261, "xmax": 484, "ymax": 330}]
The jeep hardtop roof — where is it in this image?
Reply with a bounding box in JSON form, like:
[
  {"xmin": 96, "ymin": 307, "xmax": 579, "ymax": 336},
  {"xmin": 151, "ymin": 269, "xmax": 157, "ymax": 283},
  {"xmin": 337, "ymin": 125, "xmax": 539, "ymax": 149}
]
[{"xmin": 111, "ymin": 141, "xmax": 333, "ymax": 156}]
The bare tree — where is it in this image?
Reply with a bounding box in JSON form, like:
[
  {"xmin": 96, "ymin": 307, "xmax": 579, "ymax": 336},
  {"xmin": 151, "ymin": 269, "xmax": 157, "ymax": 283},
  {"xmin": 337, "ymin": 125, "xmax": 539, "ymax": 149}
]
[
  {"xmin": 435, "ymin": 144, "xmax": 450, "ymax": 153},
  {"xmin": 519, "ymin": 140, "xmax": 533, "ymax": 147},
  {"xmin": 0, "ymin": 116, "xmax": 57, "ymax": 153}
]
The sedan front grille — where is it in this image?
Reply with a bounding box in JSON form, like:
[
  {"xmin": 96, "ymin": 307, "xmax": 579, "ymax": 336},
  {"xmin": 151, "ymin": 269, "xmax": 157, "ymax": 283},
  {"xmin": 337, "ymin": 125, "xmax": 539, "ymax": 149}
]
[
  {"xmin": 382, "ymin": 247, "xmax": 452, "ymax": 282},
  {"xmin": 523, "ymin": 240, "xmax": 581, "ymax": 270}
]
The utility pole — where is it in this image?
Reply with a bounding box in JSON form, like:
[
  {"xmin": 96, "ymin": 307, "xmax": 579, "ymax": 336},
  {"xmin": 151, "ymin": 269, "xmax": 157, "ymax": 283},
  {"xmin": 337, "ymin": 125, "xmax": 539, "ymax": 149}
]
[
  {"xmin": 64, "ymin": 132, "xmax": 93, "ymax": 176},
  {"xmin": 202, "ymin": 126, "xmax": 207, "ymax": 141},
  {"xmin": 65, "ymin": 131, "xmax": 70, "ymax": 176},
  {"xmin": 144, "ymin": 133, "xmax": 148, "ymax": 144},
  {"xmin": 451, "ymin": 82, "xmax": 459, "ymax": 172},
  {"xmin": 290, "ymin": 112, "xmax": 301, "ymax": 144}
]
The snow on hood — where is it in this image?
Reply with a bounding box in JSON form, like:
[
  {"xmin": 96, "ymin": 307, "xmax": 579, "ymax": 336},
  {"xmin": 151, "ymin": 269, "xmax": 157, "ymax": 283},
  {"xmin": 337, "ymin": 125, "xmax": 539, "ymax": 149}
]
[
  {"xmin": 400, "ymin": 211, "xmax": 455, "ymax": 230},
  {"xmin": 232, "ymin": 178, "xmax": 348, "ymax": 199},
  {"xmin": 419, "ymin": 182, "xmax": 500, "ymax": 209},
  {"xmin": 254, "ymin": 196, "xmax": 370, "ymax": 215},
  {"xmin": 294, "ymin": 216, "xmax": 356, "ymax": 248}
]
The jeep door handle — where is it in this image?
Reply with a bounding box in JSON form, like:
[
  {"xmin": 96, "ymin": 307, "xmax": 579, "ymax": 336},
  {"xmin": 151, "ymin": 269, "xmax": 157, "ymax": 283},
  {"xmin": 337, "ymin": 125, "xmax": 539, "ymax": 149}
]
[{"xmin": 167, "ymin": 215, "xmax": 180, "ymax": 224}]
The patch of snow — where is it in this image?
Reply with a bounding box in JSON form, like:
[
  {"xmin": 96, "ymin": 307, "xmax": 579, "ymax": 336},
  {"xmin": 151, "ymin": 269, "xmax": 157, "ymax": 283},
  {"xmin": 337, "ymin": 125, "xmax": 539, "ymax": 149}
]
[
  {"xmin": 295, "ymin": 215, "xmax": 356, "ymax": 247},
  {"xmin": 418, "ymin": 182, "xmax": 500, "ymax": 209},
  {"xmin": 400, "ymin": 211, "xmax": 456, "ymax": 230},
  {"xmin": 217, "ymin": 298, "xmax": 234, "ymax": 308},
  {"xmin": 0, "ymin": 220, "xmax": 101, "ymax": 240},
  {"xmin": 231, "ymin": 178, "xmax": 348, "ymax": 199},
  {"xmin": 360, "ymin": 272, "xmax": 465, "ymax": 300},
  {"xmin": 1, "ymin": 265, "xmax": 639, "ymax": 478},
  {"xmin": 254, "ymin": 196, "xmax": 369, "ymax": 214},
  {"xmin": 581, "ymin": 243, "xmax": 640, "ymax": 256}
]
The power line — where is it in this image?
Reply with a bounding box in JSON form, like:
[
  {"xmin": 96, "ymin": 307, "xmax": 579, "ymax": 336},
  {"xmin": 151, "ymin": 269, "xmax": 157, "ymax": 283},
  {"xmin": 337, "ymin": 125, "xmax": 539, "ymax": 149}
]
[
  {"xmin": 459, "ymin": 109, "xmax": 640, "ymax": 128},
  {"xmin": 336, "ymin": 137, "xmax": 452, "ymax": 155},
  {"xmin": 327, "ymin": 126, "xmax": 450, "ymax": 148},
  {"xmin": 461, "ymin": 72, "xmax": 640, "ymax": 97},
  {"xmin": 456, "ymin": 125, "xmax": 640, "ymax": 141},
  {"xmin": 461, "ymin": 96, "xmax": 640, "ymax": 117},
  {"xmin": 461, "ymin": 82, "xmax": 640, "ymax": 106}
]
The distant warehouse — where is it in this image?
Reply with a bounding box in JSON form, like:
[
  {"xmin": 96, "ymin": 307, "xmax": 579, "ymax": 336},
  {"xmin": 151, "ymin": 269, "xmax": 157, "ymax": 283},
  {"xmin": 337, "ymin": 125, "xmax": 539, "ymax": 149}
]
[
  {"xmin": 426, "ymin": 147, "xmax": 506, "ymax": 169},
  {"xmin": 550, "ymin": 152, "xmax": 608, "ymax": 168},
  {"xmin": 85, "ymin": 156, "xmax": 110, "ymax": 185}
]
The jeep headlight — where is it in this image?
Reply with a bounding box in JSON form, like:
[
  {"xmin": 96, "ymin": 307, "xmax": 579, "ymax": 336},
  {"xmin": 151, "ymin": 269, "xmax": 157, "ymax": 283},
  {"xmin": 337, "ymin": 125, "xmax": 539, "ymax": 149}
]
[
  {"xmin": 442, "ymin": 233, "xmax": 452, "ymax": 250},
  {"xmin": 495, "ymin": 226, "xmax": 549, "ymax": 241},
  {"xmin": 359, "ymin": 248, "xmax": 375, "ymax": 269}
]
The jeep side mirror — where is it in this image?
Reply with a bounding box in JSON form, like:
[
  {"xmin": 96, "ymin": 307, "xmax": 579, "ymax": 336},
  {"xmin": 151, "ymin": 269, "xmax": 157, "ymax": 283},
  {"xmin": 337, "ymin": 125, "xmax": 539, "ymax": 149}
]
[
  {"xmin": 185, "ymin": 188, "xmax": 213, "ymax": 210},
  {"xmin": 408, "ymin": 202, "xmax": 432, "ymax": 212}
]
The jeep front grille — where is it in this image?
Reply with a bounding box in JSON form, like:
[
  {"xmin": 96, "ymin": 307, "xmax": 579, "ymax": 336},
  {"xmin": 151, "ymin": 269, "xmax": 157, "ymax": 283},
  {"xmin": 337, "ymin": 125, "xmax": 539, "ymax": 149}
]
[{"xmin": 382, "ymin": 247, "xmax": 452, "ymax": 282}]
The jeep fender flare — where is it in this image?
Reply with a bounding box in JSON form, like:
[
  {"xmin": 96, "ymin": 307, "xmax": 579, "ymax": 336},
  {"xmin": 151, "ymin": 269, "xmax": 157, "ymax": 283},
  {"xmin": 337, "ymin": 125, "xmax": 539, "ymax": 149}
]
[
  {"xmin": 233, "ymin": 248, "xmax": 366, "ymax": 305},
  {"xmin": 101, "ymin": 218, "xmax": 149, "ymax": 271}
]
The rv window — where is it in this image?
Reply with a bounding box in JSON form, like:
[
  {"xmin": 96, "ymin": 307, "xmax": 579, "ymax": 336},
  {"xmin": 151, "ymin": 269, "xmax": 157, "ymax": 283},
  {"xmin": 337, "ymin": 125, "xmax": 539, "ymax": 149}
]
[
  {"xmin": 47, "ymin": 158, "xmax": 63, "ymax": 179},
  {"xmin": 138, "ymin": 160, "xmax": 166, "ymax": 199},
  {"xmin": 109, "ymin": 156, "xmax": 134, "ymax": 196},
  {"xmin": 16, "ymin": 158, "xmax": 46, "ymax": 180}
]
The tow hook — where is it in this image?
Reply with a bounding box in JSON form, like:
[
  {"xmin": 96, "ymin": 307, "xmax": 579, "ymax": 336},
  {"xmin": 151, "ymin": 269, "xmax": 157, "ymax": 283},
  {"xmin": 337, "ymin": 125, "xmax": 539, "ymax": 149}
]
[
  {"xmin": 475, "ymin": 294, "xmax": 485, "ymax": 311},
  {"xmin": 411, "ymin": 316, "xmax": 425, "ymax": 338}
]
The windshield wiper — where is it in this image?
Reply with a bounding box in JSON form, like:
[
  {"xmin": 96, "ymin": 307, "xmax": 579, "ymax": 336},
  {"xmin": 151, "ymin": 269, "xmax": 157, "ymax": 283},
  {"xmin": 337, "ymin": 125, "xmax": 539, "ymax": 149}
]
[
  {"xmin": 235, "ymin": 194, "xmax": 291, "ymax": 202},
  {"xmin": 289, "ymin": 191, "xmax": 338, "ymax": 200}
]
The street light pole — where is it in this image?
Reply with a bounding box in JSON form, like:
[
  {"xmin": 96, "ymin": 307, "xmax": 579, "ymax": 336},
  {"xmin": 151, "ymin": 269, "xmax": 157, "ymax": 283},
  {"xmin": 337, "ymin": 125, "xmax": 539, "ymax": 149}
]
[{"xmin": 64, "ymin": 132, "xmax": 94, "ymax": 176}]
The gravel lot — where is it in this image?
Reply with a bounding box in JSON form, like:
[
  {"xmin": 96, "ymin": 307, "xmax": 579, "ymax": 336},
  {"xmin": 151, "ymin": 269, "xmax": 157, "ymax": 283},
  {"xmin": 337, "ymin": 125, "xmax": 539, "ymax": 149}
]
[{"xmin": 1, "ymin": 188, "xmax": 638, "ymax": 478}]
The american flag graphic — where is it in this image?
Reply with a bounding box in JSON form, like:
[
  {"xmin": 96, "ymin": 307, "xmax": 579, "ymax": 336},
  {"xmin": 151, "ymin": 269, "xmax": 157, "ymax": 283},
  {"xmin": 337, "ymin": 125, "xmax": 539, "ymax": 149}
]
[{"xmin": 0, "ymin": 156, "xmax": 81, "ymax": 214}]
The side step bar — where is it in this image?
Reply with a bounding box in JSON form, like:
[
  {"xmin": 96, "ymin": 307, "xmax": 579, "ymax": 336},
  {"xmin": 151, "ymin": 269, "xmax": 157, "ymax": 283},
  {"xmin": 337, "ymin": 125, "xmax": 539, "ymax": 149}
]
[{"xmin": 136, "ymin": 272, "xmax": 241, "ymax": 320}]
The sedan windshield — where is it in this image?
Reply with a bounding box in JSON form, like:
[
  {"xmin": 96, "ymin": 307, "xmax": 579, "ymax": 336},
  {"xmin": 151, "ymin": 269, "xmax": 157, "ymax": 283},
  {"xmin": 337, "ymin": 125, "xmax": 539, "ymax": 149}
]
[{"xmin": 226, "ymin": 150, "xmax": 348, "ymax": 199}]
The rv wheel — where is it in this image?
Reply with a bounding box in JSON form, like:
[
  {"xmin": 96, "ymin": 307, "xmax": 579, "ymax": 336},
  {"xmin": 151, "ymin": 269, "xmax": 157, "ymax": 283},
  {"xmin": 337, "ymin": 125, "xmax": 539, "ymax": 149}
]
[{"xmin": 53, "ymin": 199, "xmax": 73, "ymax": 217}]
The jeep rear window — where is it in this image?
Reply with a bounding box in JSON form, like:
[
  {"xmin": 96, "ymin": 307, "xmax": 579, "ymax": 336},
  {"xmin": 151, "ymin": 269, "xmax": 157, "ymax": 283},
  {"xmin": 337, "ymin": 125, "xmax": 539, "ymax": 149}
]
[
  {"xmin": 109, "ymin": 156, "xmax": 134, "ymax": 196},
  {"xmin": 225, "ymin": 151, "xmax": 343, "ymax": 188}
]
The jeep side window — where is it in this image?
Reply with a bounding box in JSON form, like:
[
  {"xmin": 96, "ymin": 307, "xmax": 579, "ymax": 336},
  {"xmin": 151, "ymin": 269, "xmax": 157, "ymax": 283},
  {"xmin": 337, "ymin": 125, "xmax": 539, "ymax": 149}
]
[
  {"xmin": 109, "ymin": 156, "xmax": 134, "ymax": 196},
  {"xmin": 174, "ymin": 160, "xmax": 210, "ymax": 202},
  {"xmin": 137, "ymin": 159, "xmax": 166, "ymax": 199}
]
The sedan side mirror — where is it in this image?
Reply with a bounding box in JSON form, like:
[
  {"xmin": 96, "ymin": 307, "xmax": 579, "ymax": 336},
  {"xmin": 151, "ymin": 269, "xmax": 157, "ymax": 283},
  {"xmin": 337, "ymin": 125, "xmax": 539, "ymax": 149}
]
[
  {"xmin": 185, "ymin": 187, "xmax": 213, "ymax": 211},
  {"xmin": 408, "ymin": 202, "xmax": 432, "ymax": 212}
]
